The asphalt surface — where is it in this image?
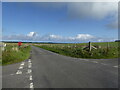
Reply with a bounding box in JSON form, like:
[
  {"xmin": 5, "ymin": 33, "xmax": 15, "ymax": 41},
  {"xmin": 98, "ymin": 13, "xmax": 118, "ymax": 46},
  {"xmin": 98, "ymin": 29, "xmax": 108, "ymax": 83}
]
[{"xmin": 2, "ymin": 46, "xmax": 118, "ymax": 88}]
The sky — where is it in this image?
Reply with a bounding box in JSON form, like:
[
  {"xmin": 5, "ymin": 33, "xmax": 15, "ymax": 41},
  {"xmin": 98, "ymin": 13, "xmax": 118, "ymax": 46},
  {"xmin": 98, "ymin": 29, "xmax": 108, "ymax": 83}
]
[{"xmin": 2, "ymin": 2, "xmax": 118, "ymax": 43}]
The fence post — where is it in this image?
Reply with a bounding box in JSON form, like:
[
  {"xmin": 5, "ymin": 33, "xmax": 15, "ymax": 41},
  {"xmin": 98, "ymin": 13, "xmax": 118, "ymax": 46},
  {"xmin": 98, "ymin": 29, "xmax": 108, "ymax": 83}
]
[
  {"xmin": 89, "ymin": 41, "xmax": 91, "ymax": 52},
  {"xmin": 107, "ymin": 42, "xmax": 109, "ymax": 51}
]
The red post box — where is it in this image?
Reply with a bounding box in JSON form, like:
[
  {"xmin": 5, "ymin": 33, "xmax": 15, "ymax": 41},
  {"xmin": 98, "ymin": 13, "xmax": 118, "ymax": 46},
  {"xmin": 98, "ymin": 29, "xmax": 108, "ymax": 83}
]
[{"xmin": 18, "ymin": 42, "xmax": 22, "ymax": 47}]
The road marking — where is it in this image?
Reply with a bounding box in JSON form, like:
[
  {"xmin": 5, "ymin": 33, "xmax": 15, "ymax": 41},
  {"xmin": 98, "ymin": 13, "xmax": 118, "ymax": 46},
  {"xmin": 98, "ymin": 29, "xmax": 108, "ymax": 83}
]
[
  {"xmin": 92, "ymin": 61, "xmax": 98, "ymax": 63},
  {"xmin": 28, "ymin": 59, "xmax": 34, "ymax": 89},
  {"xmin": 19, "ymin": 66, "xmax": 23, "ymax": 69},
  {"xmin": 16, "ymin": 70, "xmax": 22, "ymax": 75},
  {"xmin": 21, "ymin": 62, "xmax": 25, "ymax": 66},
  {"xmin": 28, "ymin": 59, "xmax": 31, "ymax": 63},
  {"xmin": 30, "ymin": 75, "xmax": 33, "ymax": 80},
  {"xmin": 10, "ymin": 74, "xmax": 14, "ymax": 75},
  {"xmin": 113, "ymin": 66, "xmax": 118, "ymax": 68},
  {"xmin": 27, "ymin": 69, "xmax": 32, "ymax": 74},
  {"xmin": 101, "ymin": 63, "xmax": 107, "ymax": 65},
  {"xmin": 30, "ymin": 82, "xmax": 34, "ymax": 88},
  {"xmin": 28, "ymin": 63, "xmax": 32, "ymax": 68}
]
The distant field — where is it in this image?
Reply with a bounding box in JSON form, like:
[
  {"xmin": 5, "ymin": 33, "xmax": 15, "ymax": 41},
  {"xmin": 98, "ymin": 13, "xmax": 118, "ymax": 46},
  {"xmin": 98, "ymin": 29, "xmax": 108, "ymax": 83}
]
[
  {"xmin": 2, "ymin": 43, "xmax": 31, "ymax": 65},
  {"xmin": 35, "ymin": 42, "xmax": 119, "ymax": 59}
]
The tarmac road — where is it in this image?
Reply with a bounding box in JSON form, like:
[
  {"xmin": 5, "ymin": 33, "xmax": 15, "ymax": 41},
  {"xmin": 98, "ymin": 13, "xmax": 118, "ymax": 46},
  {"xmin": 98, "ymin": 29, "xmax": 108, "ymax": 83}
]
[{"xmin": 2, "ymin": 46, "xmax": 118, "ymax": 88}]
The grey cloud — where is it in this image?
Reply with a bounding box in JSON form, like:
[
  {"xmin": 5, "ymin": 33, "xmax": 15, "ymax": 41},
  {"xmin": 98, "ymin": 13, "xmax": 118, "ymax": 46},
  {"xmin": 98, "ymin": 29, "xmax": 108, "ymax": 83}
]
[
  {"xmin": 66, "ymin": 2, "xmax": 118, "ymax": 30},
  {"xmin": 67, "ymin": 2, "xmax": 117, "ymax": 20}
]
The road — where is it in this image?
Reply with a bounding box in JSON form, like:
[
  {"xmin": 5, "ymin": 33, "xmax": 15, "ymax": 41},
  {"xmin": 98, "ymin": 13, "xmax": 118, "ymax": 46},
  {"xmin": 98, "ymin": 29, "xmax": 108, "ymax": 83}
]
[{"xmin": 2, "ymin": 46, "xmax": 118, "ymax": 88}]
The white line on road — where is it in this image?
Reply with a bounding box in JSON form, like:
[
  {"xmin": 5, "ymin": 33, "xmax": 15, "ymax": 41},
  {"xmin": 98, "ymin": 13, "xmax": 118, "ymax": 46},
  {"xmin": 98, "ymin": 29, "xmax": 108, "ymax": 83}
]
[
  {"xmin": 27, "ymin": 69, "xmax": 32, "ymax": 74},
  {"xmin": 30, "ymin": 75, "xmax": 33, "ymax": 80},
  {"xmin": 101, "ymin": 63, "xmax": 107, "ymax": 65},
  {"xmin": 113, "ymin": 66, "xmax": 118, "ymax": 68},
  {"xmin": 10, "ymin": 74, "xmax": 14, "ymax": 75},
  {"xmin": 28, "ymin": 59, "xmax": 34, "ymax": 89},
  {"xmin": 19, "ymin": 66, "xmax": 23, "ymax": 69},
  {"xmin": 21, "ymin": 62, "xmax": 25, "ymax": 66},
  {"xmin": 28, "ymin": 64, "xmax": 32, "ymax": 68},
  {"xmin": 30, "ymin": 82, "xmax": 34, "ymax": 88},
  {"xmin": 16, "ymin": 70, "xmax": 22, "ymax": 75},
  {"xmin": 28, "ymin": 62, "xmax": 32, "ymax": 68},
  {"xmin": 92, "ymin": 61, "xmax": 98, "ymax": 63},
  {"xmin": 28, "ymin": 59, "xmax": 31, "ymax": 63}
]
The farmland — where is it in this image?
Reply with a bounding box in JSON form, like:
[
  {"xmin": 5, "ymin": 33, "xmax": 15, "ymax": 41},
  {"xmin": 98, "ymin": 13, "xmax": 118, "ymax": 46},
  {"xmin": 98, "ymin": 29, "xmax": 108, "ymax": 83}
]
[
  {"xmin": 35, "ymin": 42, "xmax": 119, "ymax": 59},
  {"xmin": 2, "ymin": 43, "xmax": 31, "ymax": 65}
]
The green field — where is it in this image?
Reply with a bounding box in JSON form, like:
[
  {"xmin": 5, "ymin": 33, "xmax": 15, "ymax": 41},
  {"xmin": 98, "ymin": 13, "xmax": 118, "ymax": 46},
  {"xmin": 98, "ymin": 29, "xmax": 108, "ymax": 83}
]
[
  {"xmin": 2, "ymin": 43, "xmax": 31, "ymax": 65},
  {"xmin": 35, "ymin": 42, "xmax": 119, "ymax": 59}
]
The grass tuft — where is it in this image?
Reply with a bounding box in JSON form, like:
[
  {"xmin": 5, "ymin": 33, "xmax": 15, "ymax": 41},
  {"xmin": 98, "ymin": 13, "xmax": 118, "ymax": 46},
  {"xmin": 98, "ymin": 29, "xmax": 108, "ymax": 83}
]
[{"xmin": 2, "ymin": 44, "xmax": 31, "ymax": 65}]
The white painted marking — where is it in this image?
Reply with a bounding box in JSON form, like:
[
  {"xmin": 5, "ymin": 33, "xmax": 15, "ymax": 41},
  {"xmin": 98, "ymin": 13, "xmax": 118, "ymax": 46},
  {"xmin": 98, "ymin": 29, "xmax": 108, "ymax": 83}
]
[
  {"xmin": 101, "ymin": 63, "xmax": 107, "ymax": 65},
  {"xmin": 10, "ymin": 74, "xmax": 14, "ymax": 75},
  {"xmin": 28, "ymin": 64, "xmax": 32, "ymax": 68},
  {"xmin": 29, "ymin": 62, "xmax": 32, "ymax": 65},
  {"xmin": 28, "ymin": 59, "xmax": 31, "ymax": 63},
  {"xmin": 92, "ymin": 61, "xmax": 98, "ymax": 63},
  {"xmin": 30, "ymin": 75, "xmax": 33, "ymax": 80},
  {"xmin": 28, "ymin": 61, "xmax": 31, "ymax": 63},
  {"xmin": 21, "ymin": 62, "xmax": 25, "ymax": 66},
  {"xmin": 113, "ymin": 66, "xmax": 118, "ymax": 68},
  {"xmin": 30, "ymin": 83, "xmax": 34, "ymax": 88},
  {"xmin": 16, "ymin": 70, "xmax": 22, "ymax": 75},
  {"xmin": 27, "ymin": 69, "xmax": 32, "ymax": 74},
  {"xmin": 19, "ymin": 66, "xmax": 23, "ymax": 69}
]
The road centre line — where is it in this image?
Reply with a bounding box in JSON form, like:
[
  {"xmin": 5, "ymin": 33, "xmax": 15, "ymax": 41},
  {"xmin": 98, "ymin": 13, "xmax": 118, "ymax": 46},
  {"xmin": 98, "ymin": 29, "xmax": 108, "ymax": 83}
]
[
  {"xmin": 101, "ymin": 63, "xmax": 107, "ymax": 65},
  {"xmin": 92, "ymin": 61, "xmax": 98, "ymax": 63},
  {"xmin": 19, "ymin": 66, "xmax": 23, "ymax": 69},
  {"xmin": 28, "ymin": 59, "xmax": 31, "ymax": 63},
  {"xmin": 21, "ymin": 62, "xmax": 25, "ymax": 66},
  {"xmin": 16, "ymin": 70, "xmax": 22, "ymax": 75},
  {"xmin": 10, "ymin": 74, "xmax": 14, "ymax": 75},
  {"xmin": 113, "ymin": 66, "xmax": 118, "ymax": 68},
  {"xmin": 30, "ymin": 82, "xmax": 34, "ymax": 88},
  {"xmin": 27, "ymin": 69, "xmax": 32, "ymax": 74},
  {"xmin": 30, "ymin": 75, "xmax": 33, "ymax": 80},
  {"xmin": 28, "ymin": 63, "xmax": 32, "ymax": 68}
]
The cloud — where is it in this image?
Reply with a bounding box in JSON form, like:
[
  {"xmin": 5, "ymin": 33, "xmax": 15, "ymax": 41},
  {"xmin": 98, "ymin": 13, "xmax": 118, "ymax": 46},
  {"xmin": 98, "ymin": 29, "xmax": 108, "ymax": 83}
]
[
  {"xmin": 66, "ymin": 2, "xmax": 118, "ymax": 30},
  {"xmin": 75, "ymin": 34, "xmax": 94, "ymax": 40},
  {"xmin": 2, "ymin": 33, "xmax": 116, "ymax": 42},
  {"xmin": 49, "ymin": 34, "xmax": 62, "ymax": 39},
  {"xmin": 3, "ymin": 32, "xmax": 38, "ymax": 41},
  {"xmin": 27, "ymin": 32, "xmax": 37, "ymax": 37}
]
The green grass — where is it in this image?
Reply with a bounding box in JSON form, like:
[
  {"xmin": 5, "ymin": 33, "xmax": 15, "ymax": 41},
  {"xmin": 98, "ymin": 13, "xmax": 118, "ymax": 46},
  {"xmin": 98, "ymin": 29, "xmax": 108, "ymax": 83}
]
[
  {"xmin": 35, "ymin": 42, "xmax": 119, "ymax": 59},
  {"xmin": 0, "ymin": 48, "xmax": 1, "ymax": 65},
  {"xmin": 2, "ymin": 44, "xmax": 31, "ymax": 65}
]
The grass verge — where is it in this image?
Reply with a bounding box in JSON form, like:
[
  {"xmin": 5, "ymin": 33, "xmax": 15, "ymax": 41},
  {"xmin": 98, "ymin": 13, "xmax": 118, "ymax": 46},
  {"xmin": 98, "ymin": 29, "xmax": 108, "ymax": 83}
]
[
  {"xmin": 2, "ymin": 45, "xmax": 31, "ymax": 65},
  {"xmin": 35, "ymin": 42, "xmax": 119, "ymax": 59}
]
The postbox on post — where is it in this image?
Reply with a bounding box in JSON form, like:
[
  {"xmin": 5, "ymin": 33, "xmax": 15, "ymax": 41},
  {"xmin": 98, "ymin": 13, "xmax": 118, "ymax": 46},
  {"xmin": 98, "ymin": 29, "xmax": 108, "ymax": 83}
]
[{"xmin": 18, "ymin": 42, "xmax": 22, "ymax": 48}]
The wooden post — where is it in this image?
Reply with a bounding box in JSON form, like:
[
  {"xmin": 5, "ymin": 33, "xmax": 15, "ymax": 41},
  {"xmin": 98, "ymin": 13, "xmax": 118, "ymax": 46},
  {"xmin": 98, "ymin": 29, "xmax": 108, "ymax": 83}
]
[
  {"xmin": 89, "ymin": 41, "xmax": 91, "ymax": 52},
  {"xmin": 107, "ymin": 42, "xmax": 109, "ymax": 51}
]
